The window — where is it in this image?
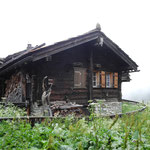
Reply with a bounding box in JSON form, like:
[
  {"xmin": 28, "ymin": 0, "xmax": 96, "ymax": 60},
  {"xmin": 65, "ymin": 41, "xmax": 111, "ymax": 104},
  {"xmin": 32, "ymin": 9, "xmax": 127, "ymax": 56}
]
[
  {"xmin": 74, "ymin": 68, "xmax": 118, "ymax": 89},
  {"xmin": 106, "ymin": 72, "xmax": 113, "ymax": 88},
  {"xmin": 74, "ymin": 67, "xmax": 86, "ymax": 88},
  {"xmin": 93, "ymin": 71, "xmax": 101, "ymax": 87},
  {"xmin": 93, "ymin": 72, "xmax": 97, "ymax": 87},
  {"xmin": 106, "ymin": 73, "xmax": 110, "ymax": 88},
  {"xmin": 93, "ymin": 71, "xmax": 118, "ymax": 88}
]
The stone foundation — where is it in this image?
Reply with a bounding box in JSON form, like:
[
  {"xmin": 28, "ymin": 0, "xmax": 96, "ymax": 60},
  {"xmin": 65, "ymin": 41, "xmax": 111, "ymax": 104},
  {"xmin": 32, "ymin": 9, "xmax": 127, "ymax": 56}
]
[{"xmin": 90, "ymin": 100, "xmax": 122, "ymax": 116}]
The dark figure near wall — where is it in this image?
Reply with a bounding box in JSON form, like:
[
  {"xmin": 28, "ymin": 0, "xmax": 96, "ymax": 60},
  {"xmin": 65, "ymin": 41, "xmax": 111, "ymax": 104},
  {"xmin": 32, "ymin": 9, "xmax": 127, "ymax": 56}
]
[{"xmin": 41, "ymin": 76, "xmax": 53, "ymax": 116}]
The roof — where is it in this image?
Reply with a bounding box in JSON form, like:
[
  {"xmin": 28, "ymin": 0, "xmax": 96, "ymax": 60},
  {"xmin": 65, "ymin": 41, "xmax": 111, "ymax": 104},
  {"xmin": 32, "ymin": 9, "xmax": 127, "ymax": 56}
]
[
  {"xmin": 0, "ymin": 58, "xmax": 4, "ymax": 65},
  {"xmin": 0, "ymin": 27, "xmax": 138, "ymax": 75}
]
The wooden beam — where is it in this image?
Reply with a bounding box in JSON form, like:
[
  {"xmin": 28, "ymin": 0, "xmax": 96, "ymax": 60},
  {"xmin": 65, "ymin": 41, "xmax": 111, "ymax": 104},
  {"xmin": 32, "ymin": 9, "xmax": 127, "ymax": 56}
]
[
  {"xmin": 0, "ymin": 56, "xmax": 32, "ymax": 75},
  {"xmin": 33, "ymin": 35, "xmax": 98, "ymax": 62},
  {"xmin": 88, "ymin": 49, "xmax": 93, "ymax": 100},
  {"xmin": 103, "ymin": 40, "xmax": 138, "ymax": 70},
  {"xmin": 30, "ymin": 75, "xmax": 37, "ymax": 115}
]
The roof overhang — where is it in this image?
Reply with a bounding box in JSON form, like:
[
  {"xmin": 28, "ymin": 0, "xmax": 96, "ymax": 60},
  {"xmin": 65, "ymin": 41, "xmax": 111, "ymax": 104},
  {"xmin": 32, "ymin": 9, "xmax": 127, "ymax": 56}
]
[{"xmin": 0, "ymin": 28, "xmax": 138, "ymax": 75}]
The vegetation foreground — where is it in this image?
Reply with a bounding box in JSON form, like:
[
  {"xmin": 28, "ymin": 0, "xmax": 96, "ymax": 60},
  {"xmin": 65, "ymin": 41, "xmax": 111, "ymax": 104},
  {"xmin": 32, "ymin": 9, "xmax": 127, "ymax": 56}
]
[{"xmin": 0, "ymin": 103, "xmax": 150, "ymax": 150}]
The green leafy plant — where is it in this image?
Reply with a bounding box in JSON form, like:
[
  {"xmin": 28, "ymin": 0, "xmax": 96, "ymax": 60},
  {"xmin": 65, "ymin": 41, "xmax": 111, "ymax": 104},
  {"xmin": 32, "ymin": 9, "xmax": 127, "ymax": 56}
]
[
  {"xmin": 0, "ymin": 103, "xmax": 27, "ymax": 117},
  {"xmin": 0, "ymin": 102, "xmax": 150, "ymax": 149}
]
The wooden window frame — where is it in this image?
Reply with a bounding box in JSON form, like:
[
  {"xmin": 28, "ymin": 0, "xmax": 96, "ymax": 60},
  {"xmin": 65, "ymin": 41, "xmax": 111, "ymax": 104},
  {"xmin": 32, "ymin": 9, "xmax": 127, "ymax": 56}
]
[
  {"xmin": 106, "ymin": 73, "xmax": 111, "ymax": 88},
  {"xmin": 93, "ymin": 71, "xmax": 118, "ymax": 89},
  {"xmin": 74, "ymin": 67, "xmax": 87, "ymax": 89},
  {"xmin": 74, "ymin": 70, "xmax": 82, "ymax": 87},
  {"xmin": 93, "ymin": 72, "xmax": 97, "ymax": 87},
  {"xmin": 105, "ymin": 72, "xmax": 114, "ymax": 88}
]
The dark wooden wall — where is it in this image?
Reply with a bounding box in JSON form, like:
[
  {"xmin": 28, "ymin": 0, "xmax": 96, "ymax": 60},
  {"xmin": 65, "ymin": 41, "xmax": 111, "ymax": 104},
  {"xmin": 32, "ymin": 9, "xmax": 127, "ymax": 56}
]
[
  {"xmin": 31, "ymin": 45, "xmax": 89, "ymax": 105},
  {"xmin": 28, "ymin": 44, "xmax": 123, "ymax": 105},
  {"xmin": 1, "ymin": 43, "xmax": 126, "ymax": 105},
  {"xmin": 0, "ymin": 79, "xmax": 5, "ymax": 99}
]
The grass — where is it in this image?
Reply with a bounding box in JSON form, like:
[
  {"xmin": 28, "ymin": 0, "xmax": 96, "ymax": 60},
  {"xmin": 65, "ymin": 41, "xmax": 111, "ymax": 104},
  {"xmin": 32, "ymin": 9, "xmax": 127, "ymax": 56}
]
[{"xmin": 122, "ymin": 102, "xmax": 145, "ymax": 113}]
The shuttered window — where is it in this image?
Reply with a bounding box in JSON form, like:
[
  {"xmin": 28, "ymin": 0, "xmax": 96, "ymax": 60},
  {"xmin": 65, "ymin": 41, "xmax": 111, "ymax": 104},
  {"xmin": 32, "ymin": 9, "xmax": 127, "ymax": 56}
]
[
  {"xmin": 74, "ymin": 68, "xmax": 86, "ymax": 88},
  {"xmin": 106, "ymin": 73, "xmax": 110, "ymax": 88},
  {"xmin": 106, "ymin": 72, "xmax": 114, "ymax": 88},
  {"xmin": 93, "ymin": 71, "xmax": 118, "ymax": 88}
]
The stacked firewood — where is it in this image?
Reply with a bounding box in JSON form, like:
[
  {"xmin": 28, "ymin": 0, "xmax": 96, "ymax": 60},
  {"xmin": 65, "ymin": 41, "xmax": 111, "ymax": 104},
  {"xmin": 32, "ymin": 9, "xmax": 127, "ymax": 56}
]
[
  {"xmin": 53, "ymin": 108, "xmax": 83, "ymax": 117},
  {"xmin": 5, "ymin": 72, "xmax": 22, "ymax": 98},
  {"xmin": 50, "ymin": 101, "xmax": 84, "ymax": 117},
  {"xmin": 50, "ymin": 101, "xmax": 66, "ymax": 110}
]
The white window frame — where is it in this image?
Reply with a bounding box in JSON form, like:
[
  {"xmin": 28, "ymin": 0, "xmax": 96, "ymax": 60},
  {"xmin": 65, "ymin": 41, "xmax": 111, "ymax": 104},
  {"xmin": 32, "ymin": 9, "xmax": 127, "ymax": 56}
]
[
  {"xmin": 93, "ymin": 72, "xmax": 97, "ymax": 87},
  {"xmin": 106, "ymin": 73, "xmax": 111, "ymax": 88}
]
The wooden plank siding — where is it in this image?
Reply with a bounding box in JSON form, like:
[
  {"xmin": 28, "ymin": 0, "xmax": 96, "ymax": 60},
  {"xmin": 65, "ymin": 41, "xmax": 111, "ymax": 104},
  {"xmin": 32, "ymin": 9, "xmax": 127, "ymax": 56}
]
[
  {"xmin": 28, "ymin": 44, "xmax": 122, "ymax": 105},
  {"xmin": 2, "ymin": 42, "xmax": 124, "ymax": 106},
  {"xmin": 30, "ymin": 46, "xmax": 89, "ymax": 105}
]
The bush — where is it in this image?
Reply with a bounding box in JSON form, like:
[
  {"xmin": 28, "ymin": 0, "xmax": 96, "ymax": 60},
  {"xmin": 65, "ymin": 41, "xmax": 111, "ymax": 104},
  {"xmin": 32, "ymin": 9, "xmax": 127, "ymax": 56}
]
[{"xmin": 0, "ymin": 103, "xmax": 27, "ymax": 117}]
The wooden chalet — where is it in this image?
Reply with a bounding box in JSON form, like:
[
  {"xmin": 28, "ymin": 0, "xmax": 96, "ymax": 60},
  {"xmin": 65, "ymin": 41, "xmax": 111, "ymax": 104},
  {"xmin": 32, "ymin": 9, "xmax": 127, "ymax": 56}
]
[{"xmin": 0, "ymin": 25, "xmax": 138, "ymax": 111}]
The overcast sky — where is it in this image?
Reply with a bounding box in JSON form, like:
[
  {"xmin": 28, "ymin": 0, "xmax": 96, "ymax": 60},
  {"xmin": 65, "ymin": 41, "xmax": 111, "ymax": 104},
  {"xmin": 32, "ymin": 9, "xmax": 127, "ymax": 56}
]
[{"xmin": 0, "ymin": 0, "xmax": 150, "ymax": 102}]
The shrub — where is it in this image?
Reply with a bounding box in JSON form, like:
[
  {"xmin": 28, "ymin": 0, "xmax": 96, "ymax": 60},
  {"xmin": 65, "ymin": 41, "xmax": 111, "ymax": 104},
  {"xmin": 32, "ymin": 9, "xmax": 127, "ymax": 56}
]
[{"xmin": 0, "ymin": 103, "xmax": 26, "ymax": 117}]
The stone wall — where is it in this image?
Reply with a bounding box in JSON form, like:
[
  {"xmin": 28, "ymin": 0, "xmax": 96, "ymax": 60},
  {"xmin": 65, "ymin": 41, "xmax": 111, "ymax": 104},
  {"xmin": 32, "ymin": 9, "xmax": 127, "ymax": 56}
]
[{"xmin": 90, "ymin": 100, "xmax": 122, "ymax": 116}]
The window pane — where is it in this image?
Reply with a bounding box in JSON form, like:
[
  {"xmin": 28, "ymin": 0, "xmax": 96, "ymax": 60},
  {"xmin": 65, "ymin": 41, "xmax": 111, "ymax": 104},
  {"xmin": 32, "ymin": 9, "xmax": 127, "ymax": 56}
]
[
  {"xmin": 93, "ymin": 72, "xmax": 97, "ymax": 87},
  {"xmin": 106, "ymin": 73, "xmax": 110, "ymax": 88},
  {"xmin": 106, "ymin": 72, "xmax": 114, "ymax": 88}
]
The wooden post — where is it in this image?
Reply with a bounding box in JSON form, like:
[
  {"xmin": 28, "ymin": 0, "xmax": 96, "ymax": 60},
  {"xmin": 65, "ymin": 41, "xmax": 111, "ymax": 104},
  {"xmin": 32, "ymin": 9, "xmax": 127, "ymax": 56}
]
[
  {"xmin": 0, "ymin": 78, "xmax": 5, "ymax": 100},
  {"xmin": 88, "ymin": 49, "xmax": 93, "ymax": 100},
  {"xmin": 30, "ymin": 75, "xmax": 37, "ymax": 114},
  {"xmin": 31, "ymin": 75, "xmax": 37, "ymax": 103},
  {"xmin": 27, "ymin": 105, "xmax": 30, "ymax": 116}
]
